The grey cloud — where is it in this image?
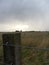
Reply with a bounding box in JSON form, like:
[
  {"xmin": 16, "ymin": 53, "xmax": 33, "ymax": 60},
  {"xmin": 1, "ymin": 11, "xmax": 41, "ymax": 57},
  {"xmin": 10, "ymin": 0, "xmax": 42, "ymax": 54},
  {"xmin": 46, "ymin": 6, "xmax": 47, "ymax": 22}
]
[
  {"xmin": 0, "ymin": 0, "xmax": 49, "ymax": 31},
  {"xmin": 0, "ymin": 0, "xmax": 48, "ymax": 22}
]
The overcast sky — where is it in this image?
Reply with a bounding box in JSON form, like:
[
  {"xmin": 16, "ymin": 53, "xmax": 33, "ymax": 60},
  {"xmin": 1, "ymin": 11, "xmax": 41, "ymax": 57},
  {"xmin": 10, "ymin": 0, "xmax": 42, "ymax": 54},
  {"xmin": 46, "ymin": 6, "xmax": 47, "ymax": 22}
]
[{"xmin": 0, "ymin": 0, "xmax": 49, "ymax": 31}]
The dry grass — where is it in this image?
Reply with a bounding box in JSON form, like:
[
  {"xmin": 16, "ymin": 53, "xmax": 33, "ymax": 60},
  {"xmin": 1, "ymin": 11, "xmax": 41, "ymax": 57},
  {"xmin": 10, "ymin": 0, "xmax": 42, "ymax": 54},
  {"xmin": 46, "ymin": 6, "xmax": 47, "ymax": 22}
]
[{"xmin": 21, "ymin": 31, "xmax": 49, "ymax": 48}]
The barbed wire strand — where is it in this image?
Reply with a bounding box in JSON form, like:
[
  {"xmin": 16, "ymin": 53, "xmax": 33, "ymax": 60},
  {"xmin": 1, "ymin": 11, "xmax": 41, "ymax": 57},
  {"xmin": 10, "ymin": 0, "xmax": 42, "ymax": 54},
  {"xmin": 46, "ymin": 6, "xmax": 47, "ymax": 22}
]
[{"xmin": 0, "ymin": 44, "xmax": 49, "ymax": 51}]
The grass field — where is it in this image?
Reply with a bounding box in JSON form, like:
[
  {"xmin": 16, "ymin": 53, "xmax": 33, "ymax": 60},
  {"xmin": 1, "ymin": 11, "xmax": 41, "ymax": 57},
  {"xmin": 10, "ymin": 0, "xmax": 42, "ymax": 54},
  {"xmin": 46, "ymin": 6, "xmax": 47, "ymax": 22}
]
[
  {"xmin": 21, "ymin": 31, "xmax": 49, "ymax": 65},
  {"xmin": 21, "ymin": 31, "xmax": 49, "ymax": 47},
  {"xmin": 0, "ymin": 31, "xmax": 49, "ymax": 65}
]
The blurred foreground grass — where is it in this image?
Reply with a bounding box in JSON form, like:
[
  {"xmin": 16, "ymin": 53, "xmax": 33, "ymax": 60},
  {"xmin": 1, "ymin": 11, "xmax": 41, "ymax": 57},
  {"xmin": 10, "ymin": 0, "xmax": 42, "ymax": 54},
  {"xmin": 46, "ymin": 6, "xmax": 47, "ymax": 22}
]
[{"xmin": 22, "ymin": 47, "xmax": 49, "ymax": 65}]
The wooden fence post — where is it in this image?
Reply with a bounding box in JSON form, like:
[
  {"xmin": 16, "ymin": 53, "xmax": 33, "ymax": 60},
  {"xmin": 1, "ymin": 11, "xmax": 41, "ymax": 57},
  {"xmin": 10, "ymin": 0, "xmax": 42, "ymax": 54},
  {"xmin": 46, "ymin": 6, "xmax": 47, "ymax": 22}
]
[{"xmin": 2, "ymin": 32, "xmax": 21, "ymax": 65}]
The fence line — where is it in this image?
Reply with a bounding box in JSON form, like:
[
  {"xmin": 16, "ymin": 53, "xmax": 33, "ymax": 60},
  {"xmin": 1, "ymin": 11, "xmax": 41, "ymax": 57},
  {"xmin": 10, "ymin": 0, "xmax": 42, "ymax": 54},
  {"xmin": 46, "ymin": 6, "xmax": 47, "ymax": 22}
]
[
  {"xmin": 0, "ymin": 33, "xmax": 49, "ymax": 65},
  {"xmin": 0, "ymin": 44, "xmax": 49, "ymax": 65},
  {"xmin": 0, "ymin": 44, "xmax": 49, "ymax": 51}
]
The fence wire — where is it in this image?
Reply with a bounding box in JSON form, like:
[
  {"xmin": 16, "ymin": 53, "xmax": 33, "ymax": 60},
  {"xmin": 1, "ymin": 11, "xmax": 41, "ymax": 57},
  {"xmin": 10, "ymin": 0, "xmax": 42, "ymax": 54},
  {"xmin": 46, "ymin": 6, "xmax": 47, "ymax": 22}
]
[
  {"xmin": 1, "ymin": 44, "xmax": 49, "ymax": 51},
  {"xmin": 0, "ymin": 44, "xmax": 49, "ymax": 65},
  {"xmin": 22, "ymin": 46, "xmax": 49, "ymax": 65}
]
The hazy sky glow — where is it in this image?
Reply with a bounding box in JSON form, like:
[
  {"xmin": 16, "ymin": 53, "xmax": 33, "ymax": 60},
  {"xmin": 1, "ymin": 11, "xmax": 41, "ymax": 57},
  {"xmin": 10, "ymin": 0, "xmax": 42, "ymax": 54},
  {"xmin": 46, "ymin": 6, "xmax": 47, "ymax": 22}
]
[{"xmin": 0, "ymin": 0, "xmax": 49, "ymax": 31}]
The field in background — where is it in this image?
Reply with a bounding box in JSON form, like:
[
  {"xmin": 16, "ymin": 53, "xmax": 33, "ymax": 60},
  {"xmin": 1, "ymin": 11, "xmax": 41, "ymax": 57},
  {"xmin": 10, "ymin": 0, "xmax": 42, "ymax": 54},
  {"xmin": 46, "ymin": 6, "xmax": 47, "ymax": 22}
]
[
  {"xmin": 0, "ymin": 31, "xmax": 49, "ymax": 65},
  {"xmin": 21, "ymin": 31, "xmax": 49, "ymax": 48}
]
